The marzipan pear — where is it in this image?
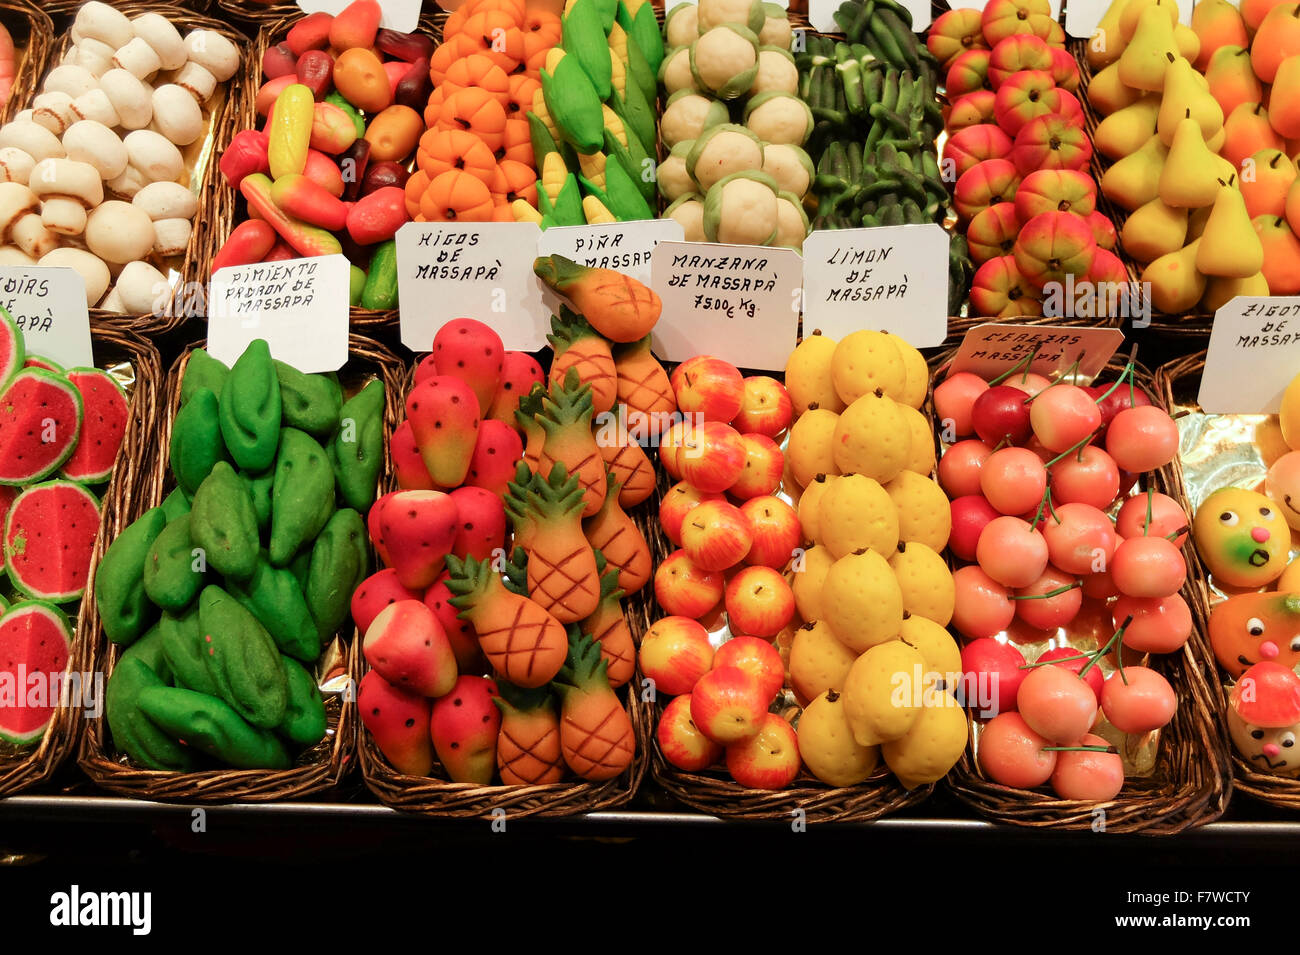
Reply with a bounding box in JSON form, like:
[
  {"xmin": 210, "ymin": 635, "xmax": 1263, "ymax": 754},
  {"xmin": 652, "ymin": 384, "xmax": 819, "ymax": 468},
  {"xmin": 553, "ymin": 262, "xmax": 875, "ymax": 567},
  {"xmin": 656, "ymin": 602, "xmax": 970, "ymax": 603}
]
[
  {"xmin": 1087, "ymin": 0, "xmax": 1131, "ymax": 70},
  {"xmin": 1188, "ymin": 203, "xmax": 1214, "ymax": 239},
  {"xmin": 1206, "ymin": 125, "xmax": 1227, "ymax": 151},
  {"xmin": 1201, "ymin": 270, "xmax": 1270, "ymax": 310},
  {"xmin": 1158, "ymin": 56, "xmax": 1225, "ymax": 143},
  {"xmin": 1206, "ymin": 46, "xmax": 1262, "ymax": 122},
  {"xmin": 1175, "ymin": 23, "xmax": 1202, "ymax": 63},
  {"xmin": 1160, "ymin": 117, "xmax": 1225, "ymax": 207},
  {"xmin": 1091, "ymin": 60, "xmax": 1145, "ymax": 115},
  {"xmin": 1143, "ymin": 238, "xmax": 1208, "ymax": 312},
  {"xmin": 1122, "ymin": 196, "xmax": 1190, "ymax": 260},
  {"xmin": 1101, "ymin": 133, "xmax": 1170, "ymax": 210},
  {"xmin": 1196, "ymin": 182, "xmax": 1266, "ymax": 276},
  {"xmin": 1095, "ymin": 95, "xmax": 1160, "ymax": 159},
  {"xmin": 1118, "ymin": 5, "xmax": 1180, "ymax": 91},
  {"xmin": 1120, "ymin": 0, "xmax": 1179, "ymax": 44}
]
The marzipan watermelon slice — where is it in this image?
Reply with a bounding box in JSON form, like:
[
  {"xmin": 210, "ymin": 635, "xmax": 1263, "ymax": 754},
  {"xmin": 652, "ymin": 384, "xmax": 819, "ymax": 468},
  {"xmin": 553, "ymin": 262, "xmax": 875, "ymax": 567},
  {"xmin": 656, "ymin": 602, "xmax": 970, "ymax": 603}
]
[
  {"xmin": 24, "ymin": 355, "xmax": 64, "ymax": 376},
  {"xmin": 0, "ymin": 369, "xmax": 83, "ymax": 485},
  {"xmin": 60, "ymin": 368, "xmax": 129, "ymax": 484},
  {"xmin": 0, "ymin": 308, "xmax": 23, "ymax": 391},
  {"xmin": 5, "ymin": 481, "xmax": 100, "ymax": 603},
  {"xmin": 0, "ymin": 600, "xmax": 72, "ymax": 745},
  {"xmin": 0, "ymin": 485, "xmax": 16, "ymax": 573}
]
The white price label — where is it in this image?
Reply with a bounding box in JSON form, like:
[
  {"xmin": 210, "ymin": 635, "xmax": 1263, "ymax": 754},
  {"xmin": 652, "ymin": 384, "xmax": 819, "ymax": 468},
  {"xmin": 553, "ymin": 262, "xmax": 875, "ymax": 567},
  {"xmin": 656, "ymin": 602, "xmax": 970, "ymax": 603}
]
[
  {"xmin": 650, "ymin": 240, "xmax": 801, "ymax": 371},
  {"xmin": 802, "ymin": 224, "xmax": 948, "ymax": 348},
  {"xmin": 947, "ymin": 322, "xmax": 1125, "ymax": 384},
  {"xmin": 396, "ymin": 221, "xmax": 550, "ymax": 353},
  {"xmin": 296, "ymin": 0, "xmax": 422, "ymax": 32},
  {"xmin": 0, "ymin": 266, "xmax": 91, "ymax": 369},
  {"xmin": 536, "ymin": 219, "xmax": 683, "ymax": 290},
  {"xmin": 207, "ymin": 254, "xmax": 349, "ymax": 373},
  {"xmin": 1199, "ymin": 296, "xmax": 1300, "ymax": 414},
  {"xmin": 1067, "ymin": 0, "xmax": 1188, "ymax": 37}
]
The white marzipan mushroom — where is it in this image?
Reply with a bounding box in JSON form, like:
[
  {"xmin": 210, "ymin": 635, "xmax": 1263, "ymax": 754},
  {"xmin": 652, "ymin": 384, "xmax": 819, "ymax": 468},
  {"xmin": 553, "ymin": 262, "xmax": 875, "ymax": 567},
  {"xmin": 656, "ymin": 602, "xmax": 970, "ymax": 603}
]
[
  {"xmin": 151, "ymin": 217, "xmax": 190, "ymax": 256},
  {"xmin": 100, "ymin": 69, "xmax": 153, "ymax": 130},
  {"xmin": 150, "ymin": 85, "xmax": 202, "ymax": 146},
  {"xmin": 75, "ymin": 2, "xmax": 135, "ymax": 51},
  {"xmin": 63, "ymin": 120, "xmax": 128, "ymax": 180},
  {"xmin": 123, "ymin": 130, "xmax": 183, "ymax": 183},
  {"xmin": 112, "ymin": 260, "xmax": 168, "ymax": 312},
  {"xmin": 112, "ymin": 37, "xmax": 162, "ymax": 82},
  {"xmin": 85, "ymin": 200, "xmax": 155, "ymax": 265},
  {"xmin": 0, "ymin": 246, "xmax": 35, "ymax": 266},
  {"xmin": 0, "ymin": 148, "xmax": 34, "ymax": 185},
  {"xmin": 75, "ymin": 37, "xmax": 118, "ymax": 78},
  {"xmin": 38, "ymin": 247, "xmax": 110, "ymax": 306},
  {"xmin": 105, "ymin": 165, "xmax": 149, "ymax": 199},
  {"xmin": 42, "ymin": 64, "xmax": 97, "ymax": 100},
  {"xmin": 132, "ymin": 14, "xmax": 186, "ymax": 72},
  {"xmin": 183, "ymin": 31, "xmax": 239, "ymax": 82},
  {"xmin": 0, "ymin": 183, "xmax": 45, "ymax": 256},
  {"xmin": 0, "ymin": 123, "xmax": 65, "ymax": 163},
  {"xmin": 172, "ymin": 62, "xmax": 216, "ymax": 104},
  {"xmin": 31, "ymin": 158, "xmax": 104, "ymax": 236},
  {"xmin": 133, "ymin": 181, "xmax": 196, "ymax": 220},
  {"xmin": 11, "ymin": 110, "xmax": 30, "ymax": 124},
  {"xmin": 68, "ymin": 90, "xmax": 120, "ymax": 129},
  {"xmin": 32, "ymin": 93, "xmax": 78, "ymax": 137}
]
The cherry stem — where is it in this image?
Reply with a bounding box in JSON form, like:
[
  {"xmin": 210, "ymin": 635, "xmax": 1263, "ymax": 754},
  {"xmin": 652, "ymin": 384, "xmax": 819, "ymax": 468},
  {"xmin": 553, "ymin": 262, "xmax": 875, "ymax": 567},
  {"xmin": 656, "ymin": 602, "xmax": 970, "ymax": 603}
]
[
  {"xmin": 1031, "ymin": 484, "xmax": 1054, "ymax": 529},
  {"xmin": 1021, "ymin": 355, "xmax": 1083, "ymax": 405},
  {"xmin": 992, "ymin": 434, "xmax": 1012, "ymax": 452},
  {"xmin": 1165, "ymin": 524, "xmax": 1189, "ymax": 543},
  {"xmin": 1041, "ymin": 745, "xmax": 1117, "ymax": 753},
  {"xmin": 1019, "ymin": 650, "xmax": 1092, "ymax": 668},
  {"xmin": 989, "ymin": 345, "xmax": 1041, "ymax": 386},
  {"xmin": 1009, "ymin": 582, "xmax": 1083, "ymax": 601},
  {"xmin": 1079, "ymin": 615, "xmax": 1133, "ymax": 679},
  {"xmin": 1144, "ymin": 486, "xmax": 1154, "ymax": 537},
  {"xmin": 1092, "ymin": 361, "xmax": 1135, "ymax": 407},
  {"xmin": 1044, "ymin": 430, "xmax": 1100, "ymax": 468}
]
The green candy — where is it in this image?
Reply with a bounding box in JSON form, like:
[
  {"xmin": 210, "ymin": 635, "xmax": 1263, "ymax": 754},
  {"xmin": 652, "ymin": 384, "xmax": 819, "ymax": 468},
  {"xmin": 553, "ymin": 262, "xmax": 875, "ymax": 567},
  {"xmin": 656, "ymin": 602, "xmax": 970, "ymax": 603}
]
[
  {"xmin": 348, "ymin": 264, "xmax": 365, "ymax": 305},
  {"xmin": 275, "ymin": 361, "xmax": 343, "ymax": 437},
  {"xmin": 328, "ymin": 379, "xmax": 384, "ymax": 513},
  {"xmin": 136, "ymin": 686, "xmax": 291, "ymax": 770},
  {"xmin": 270, "ymin": 428, "xmax": 336, "ymax": 566},
  {"xmin": 179, "ymin": 349, "xmax": 230, "ymax": 407},
  {"xmin": 278, "ymin": 656, "xmax": 326, "ymax": 747},
  {"xmin": 161, "ymin": 487, "xmax": 191, "ymax": 522},
  {"xmin": 170, "ymin": 387, "xmax": 227, "ymax": 496},
  {"xmin": 226, "ymin": 557, "xmax": 320, "ymax": 662},
  {"xmin": 198, "ymin": 585, "xmax": 288, "ymax": 729},
  {"xmin": 94, "ymin": 506, "xmax": 166, "ymax": 645},
  {"xmin": 159, "ymin": 607, "xmax": 218, "ymax": 696},
  {"xmin": 288, "ymin": 549, "xmax": 312, "ymax": 592},
  {"xmin": 120, "ymin": 621, "xmax": 171, "ymax": 681},
  {"xmin": 240, "ymin": 468, "xmax": 273, "ymax": 533},
  {"xmin": 219, "ymin": 339, "xmax": 282, "ymax": 472},
  {"xmin": 191, "ymin": 461, "xmax": 260, "ymax": 582},
  {"xmin": 142, "ymin": 513, "xmax": 204, "ymax": 611},
  {"xmin": 105, "ymin": 630, "xmax": 194, "ymax": 771},
  {"xmin": 306, "ymin": 507, "xmax": 368, "ymax": 637}
]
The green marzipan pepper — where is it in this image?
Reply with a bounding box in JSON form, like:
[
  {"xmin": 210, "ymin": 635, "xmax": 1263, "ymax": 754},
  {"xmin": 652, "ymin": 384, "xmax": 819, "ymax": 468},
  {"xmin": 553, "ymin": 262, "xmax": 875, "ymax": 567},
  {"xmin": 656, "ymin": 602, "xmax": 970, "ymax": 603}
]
[
  {"xmin": 159, "ymin": 606, "xmax": 218, "ymax": 696},
  {"xmin": 142, "ymin": 513, "xmax": 204, "ymax": 611},
  {"xmin": 170, "ymin": 387, "xmax": 227, "ymax": 497},
  {"xmin": 278, "ymin": 656, "xmax": 327, "ymax": 747},
  {"xmin": 289, "ymin": 549, "xmax": 312, "ymax": 592},
  {"xmin": 191, "ymin": 461, "xmax": 260, "ymax": 582},
  {"xmin": 136, "ymin": 685, "xmax": 291, "ymax": 770},
  {"xmin": 198, "ymin": 585, "xmax": 288, "ymax": 729},
  {"xmin": 95, "ymin": 506, "xmax": 166, "ymax": 645},
  {"xmin": 226, "ymin": 557, "xmax": 320, "ymax": 662},
  {"xmin": 328, "ymin": 378, "xmax": 384, "ymax": 513},
  {"xmin": 179, "ymin": 349, "xmax": 230, "ymax": 407},
  {"xmin": 270, "ymin": 428, "xmax": 336, "ymax": 566},
  {"xmin": 306, "ymin": 507, "xmax": 368, "ymax": 637},
  {"xmin": 240, "ymin": 468, "xmax": 273, "ymax": 533},
  {"xmin": 161, "ymin": 487, "xmax": 191, "ymax": 523},
  {"xmin": 219, "ymin": 339, "xmax": 282, "ymax": 472},
  {"xmin": 105, "ymin": 631, "xmax": 194, "ymax": 771},
  {"xmin": 275, "ymin": 361, "xmax": 342, "ymax": 438}
]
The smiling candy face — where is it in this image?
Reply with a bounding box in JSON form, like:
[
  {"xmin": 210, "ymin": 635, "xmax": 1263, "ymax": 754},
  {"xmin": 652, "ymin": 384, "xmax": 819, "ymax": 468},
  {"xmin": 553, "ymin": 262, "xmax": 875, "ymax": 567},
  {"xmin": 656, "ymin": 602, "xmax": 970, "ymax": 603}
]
[
  {"xmin": 1193, "ymin": 487, "xmax": 1291, "ymax": 588},
  {"xmin": 1209, "ymin": 592, "xmax": 1300, "ymax": 677},
  {"xmin": 1227, "ymin": 662, "xmax": 1300, "ymax": 776},
  {"xmin": 1266, "ymin": 451, "xmax": 1300, "ymax": 532},
  {"xmin": 1227, "ymin": 710, "xmax": 1300, "ymax": 776}
]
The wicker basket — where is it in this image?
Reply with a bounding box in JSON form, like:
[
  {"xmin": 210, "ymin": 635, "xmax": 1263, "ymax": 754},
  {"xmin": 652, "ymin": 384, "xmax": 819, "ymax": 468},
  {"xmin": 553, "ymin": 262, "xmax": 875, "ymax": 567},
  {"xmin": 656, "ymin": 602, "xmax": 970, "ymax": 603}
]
[
  {"xmin": 0, "ymin": 323, "xmax": 162, "ymax": 797},
  {"xmin": 36, "ymin": 3, "xmax": 249, "ymax": 334},
  {"xmin": 357, "ymin": 357, "xmax": 651, "ymax": 817},
  {"xmin": 77, "ymin": 333, "xmax": 405, "ymax": 802},
  {"xmin": 640, "ymin": 358, "xmax": 936, "ymax": 823},
  {"xmin": 0, "ymin": 0, "xmax": 53, "ymax": 127},
  {"xmin": 1156, "ymin": 350, "xmax": 1300, "ymax": 810},
  {"xmin": 199, "ymin": 11, "xmax": 446, "ymax": 334},
  {"xmin": 1070, "ymin": 39, "xmax": 1214, "ymax": 337},
  {"xmin": 214, "ymin": 0, "xmax": 290, "ymax": 25},
  {"xmin": 44, "ymin": 0, "xmax": 215, "ymax": 19},
  {"xmin": 936, "ymin": 349, "xmax": 1232, "ymax": 832}
]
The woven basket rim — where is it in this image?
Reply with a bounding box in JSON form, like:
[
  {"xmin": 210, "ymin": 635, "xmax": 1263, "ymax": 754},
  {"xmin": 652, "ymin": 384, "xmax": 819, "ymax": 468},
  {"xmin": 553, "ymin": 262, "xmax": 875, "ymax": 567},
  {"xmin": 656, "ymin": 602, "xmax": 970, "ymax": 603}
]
[
  {"xmin": 76, "ymin": 333, "xmax": 405, "ymax": 803},
  {"xmin": 0, "ymin": 0, "xmax": 53, "ymax": 128},
  {"xmin": 0, "ymin": 323, "xmax": 162, "ymax": 797},
  {"xmin": 933, "ymin": 346, "xmax": 1233, "ymax": 833}
]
